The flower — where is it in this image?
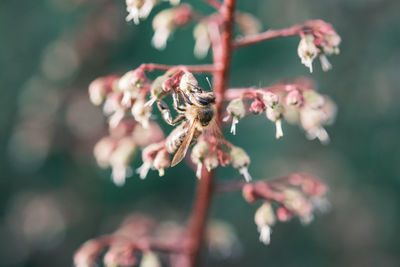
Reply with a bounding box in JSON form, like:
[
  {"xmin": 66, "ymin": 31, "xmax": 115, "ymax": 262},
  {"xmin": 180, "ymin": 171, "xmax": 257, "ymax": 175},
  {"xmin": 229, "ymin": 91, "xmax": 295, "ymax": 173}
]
[
  {"xmin": 298, "ymin": 20, "xmax": 341, "ymax": 72},
  {"xmin": 88, "ymin": 76, "xmax": 117, "ymax": 106},
  {"xmin": 109, "ymin": 137, "xmax": 138, "ymax": 186},
  {"xmin": 118, "ymin": 69, "xmax": 148, "ymax": 107},
  {"xmin": 235, "ymin": 12, "xmax": 262, "ymax": 36},
  {"xmin": 298, "ymin": 34, "xmax": 319, "ymax": 73},
  {"xmin": 152, "ymin": 5, "xmax": 192, "ymax": 50},
  {"xmin": 254, "ymin": 202, "xmax": 276, "ymax": 245},
  {"xmin": 282, "ymin": 188, "xmax": 313, "ymax": 224},
  {"xmin": 193, "ymin": 22, "xmax": 211, "ymax": 59},
  {"xmin": 230, "ymin": 146, "xmax": 252, "ymax": 182},
  {"xmin": 153, "ymin": 148, "xmax": 170, "ymax": 176},
  {"xmin": 191, "ymin": 140, "xmax": 209, "ymax": 178},
  {"xmin": 145, "ymin": 75, "xmax": 168, "ymax": 107},
  {"xmin": 262, "ymin": 91, "xmax": 279, "ymax": 108},
  {"xmin": 300, "ymin": 94, "xmax": 337, "ymax": 144},
  {"xmin": 223, "ymin": 98, "xmax": 245, "ymax": 135},
  {"xmin": 266, "ymin": 104, "xmax": 284, "ymax": 139},
  {"xmin": 137, "ymin": 142, "xmax": 166, "ymax": 179},
  {"xmin": 204, "ymin": 152, "xmax": 219, "ymax": 172},
  {"xmin": 131, "ymin": 97, "xmax": 152, "ymax": 128},
  {"xmin": 285, "ymin": 89, "xmax": 303, "ymax": 107},
  {"xmin": 139, "ymin": 252, "xmax": 161, "ymax": 267},
  {"xmin": 126, "ymin": 0, "xmax": 158, "ymax": 25}
]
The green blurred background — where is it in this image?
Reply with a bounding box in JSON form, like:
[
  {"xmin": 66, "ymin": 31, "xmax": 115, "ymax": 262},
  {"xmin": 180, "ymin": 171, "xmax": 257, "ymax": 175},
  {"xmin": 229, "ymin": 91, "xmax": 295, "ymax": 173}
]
[{"xmin": 1, "ymin": 0, "xmax": 400, "ymax": 266}]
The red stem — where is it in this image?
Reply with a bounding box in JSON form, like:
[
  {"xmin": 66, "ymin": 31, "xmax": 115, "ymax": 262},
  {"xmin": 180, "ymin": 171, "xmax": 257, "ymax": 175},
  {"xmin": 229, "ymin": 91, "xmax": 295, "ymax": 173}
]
[
  {"xmin": 186, "ymin": 1, "xmax": 236, "ymax": 267},
  {"xmin": 233, "ymin": 24, "xmax": 303, "ymax": 49},
  {"xmin": 202, "ymin": 0, "xmax": 222, "ymax": 10},
  {"xmin": 139, "ymin": 63, "xmax": 215, "ymax": 73}
]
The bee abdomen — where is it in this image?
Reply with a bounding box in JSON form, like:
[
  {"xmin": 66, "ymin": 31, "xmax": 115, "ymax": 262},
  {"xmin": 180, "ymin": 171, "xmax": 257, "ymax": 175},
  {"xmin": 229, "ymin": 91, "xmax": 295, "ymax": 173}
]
[{"xmin": 166, "ymin": 124, "xmax": 187, "ymax": 154}]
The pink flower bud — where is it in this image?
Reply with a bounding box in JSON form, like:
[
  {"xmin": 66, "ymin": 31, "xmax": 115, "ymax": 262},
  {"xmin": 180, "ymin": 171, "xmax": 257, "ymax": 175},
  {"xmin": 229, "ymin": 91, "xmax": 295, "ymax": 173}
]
[
  {"xmin": 249, "ymin": 98, "xmax": 266, "ymax": 114},
  {"xmin": 88, "ymin": 76, "xmax": 117, "ymax": 106},
  {"xmin": 285, "ymin": 89, "xmax": 303, "ymax": 107},
  {"xmin": 276, "ymin": 207, "xmax": 293, "ymax": 222},
  {"xmin": 173, "ymin": 4, "xmax": 192, "ymax": 26}
]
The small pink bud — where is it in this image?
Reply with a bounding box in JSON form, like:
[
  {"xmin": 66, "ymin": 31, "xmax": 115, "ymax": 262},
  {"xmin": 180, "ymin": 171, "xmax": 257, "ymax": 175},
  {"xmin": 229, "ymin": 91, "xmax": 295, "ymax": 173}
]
[
  {"xmin": 285, "ymin": 89, "xmax": 303, "ymax": 107},
  {"xmin": 249, "ymin": 98, "xmax": 266, "ymax": 114},
  {"xmin": 242, "ymin": 184, "xmax": 256, "ymax": 203},
  {"xmin": 88, "ymin": 76, "xmax": 117, "ymax": 106},
  {"xmin": 276, "ymin": 207, "xmax": 293, "ymax": 222}
]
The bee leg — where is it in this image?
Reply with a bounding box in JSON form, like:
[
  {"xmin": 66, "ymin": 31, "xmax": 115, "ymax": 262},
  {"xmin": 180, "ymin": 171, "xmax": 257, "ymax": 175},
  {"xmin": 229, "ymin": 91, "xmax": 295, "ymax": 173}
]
[
  {"xmin": 172, "ymin": 91, "xmax": 186, "ymax": 113},
  {"xmin": 157, "ymin": 100, "xmax": 186, "ymax": 126},
  {"xmin": 179, "ymin": 90, "xmax": 193, "ymax": 105}
]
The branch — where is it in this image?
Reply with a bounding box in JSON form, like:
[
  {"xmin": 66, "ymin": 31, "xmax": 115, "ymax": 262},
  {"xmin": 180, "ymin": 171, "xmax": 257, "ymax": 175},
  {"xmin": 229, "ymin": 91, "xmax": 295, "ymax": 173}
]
[
  {"xmin": 216, "ymin": 173, "xmax": 327, "ymax": 198},
  {"xmin": 139, "ymin": 63, "xmax": 216, "ymax": 73},
  {"xmin": 203, "ymin": 0, "xmax": 222, "ymax": 10},
  {"xmin": 224, "ymin": 83, "xmax": 314, "ymax": 101},
  {"xmin": 74, "ymin": 234, "xmax": 186, "ymax": 267},
  {"xmin": 233, "ymin": 24, "xmax": 303, "ymax": 49}
]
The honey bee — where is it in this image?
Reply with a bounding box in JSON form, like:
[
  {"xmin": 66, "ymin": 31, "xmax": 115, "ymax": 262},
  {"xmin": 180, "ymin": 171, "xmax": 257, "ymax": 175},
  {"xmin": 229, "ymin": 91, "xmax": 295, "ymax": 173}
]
[{"xmin": 155, "ymin": 84, "xmax": 224, "ymax": 166}]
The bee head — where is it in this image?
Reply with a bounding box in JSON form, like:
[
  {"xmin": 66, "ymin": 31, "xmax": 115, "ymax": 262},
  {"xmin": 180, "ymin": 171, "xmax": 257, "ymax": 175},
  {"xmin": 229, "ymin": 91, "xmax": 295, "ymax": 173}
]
[{"xmin": 194, "ymin": 92, "xmax": 216, "ymax": 106}]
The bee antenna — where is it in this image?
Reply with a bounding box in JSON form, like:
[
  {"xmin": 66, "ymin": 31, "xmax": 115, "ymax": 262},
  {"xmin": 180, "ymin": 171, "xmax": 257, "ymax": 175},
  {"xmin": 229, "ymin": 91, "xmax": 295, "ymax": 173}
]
[{"xmin": 206, "ymin": 77, "xmax": 212, "ymax": 90}]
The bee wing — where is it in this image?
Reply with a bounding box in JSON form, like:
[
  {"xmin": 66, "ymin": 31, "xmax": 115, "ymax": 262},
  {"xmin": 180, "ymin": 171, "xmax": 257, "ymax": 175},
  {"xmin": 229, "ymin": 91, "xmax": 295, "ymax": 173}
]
[
  {"xmin": 171, "ymin": 119, "xmax": 198, "ymax": 167},
  {"xmin": 205, "ymin": 120, "xmax": 231, "ymax": 151}
]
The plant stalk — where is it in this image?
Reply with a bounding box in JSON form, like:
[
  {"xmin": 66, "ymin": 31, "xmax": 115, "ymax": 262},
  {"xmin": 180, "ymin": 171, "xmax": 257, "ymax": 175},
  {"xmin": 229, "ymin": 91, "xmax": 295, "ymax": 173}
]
[{"xmin": 186, "ymin": 0, "xmax": 236, "ymax": 266}]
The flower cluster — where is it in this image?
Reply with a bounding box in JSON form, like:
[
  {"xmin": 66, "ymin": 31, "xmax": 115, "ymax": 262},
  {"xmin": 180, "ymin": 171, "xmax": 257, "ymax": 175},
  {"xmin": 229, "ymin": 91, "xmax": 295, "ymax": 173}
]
[
  {"xmin": 224, "ymin": 80, "xmax": 337, "ymax": 144},
  {"xmin": 74, "ymin": 213, "xmax": 240, "ymax": 267},
  {"xmin": 191, "ymin": 139, "xmax": 252, "ymax": 182},
  {"xmin": 93, "ymin": 120, "xmax": 164, "ymax": 185},
  {"xmin": 152, "ymin": 4, "xmax": 193, "ymax": 50},
  {"xmin": 298, "ymin": 20, "xmax": 341, "ymax": 72},
  {"xmin": 125, "ymin": 0, "xmax": 180, "ymax": 25},
  {"xmin": 242, "ymin": 173, "xmax": 329, "ymax": 245},
  {"xmin": 89, "ymin": 69, "xmax": 152, "ymax": 129}
]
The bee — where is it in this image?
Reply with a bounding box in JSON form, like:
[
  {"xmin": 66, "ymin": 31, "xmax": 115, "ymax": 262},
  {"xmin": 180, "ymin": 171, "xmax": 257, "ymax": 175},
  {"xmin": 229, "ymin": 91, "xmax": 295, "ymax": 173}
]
[{"xmin": 155, "ymin": 83, "xmax": 223, "ymax": 166}]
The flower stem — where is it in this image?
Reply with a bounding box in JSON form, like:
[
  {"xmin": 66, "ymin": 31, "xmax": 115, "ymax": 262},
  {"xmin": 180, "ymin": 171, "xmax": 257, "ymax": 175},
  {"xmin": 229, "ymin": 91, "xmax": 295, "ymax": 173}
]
[{"xmin": 186, "ymin": 1, "xmax": 236, "ymax": 266}]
